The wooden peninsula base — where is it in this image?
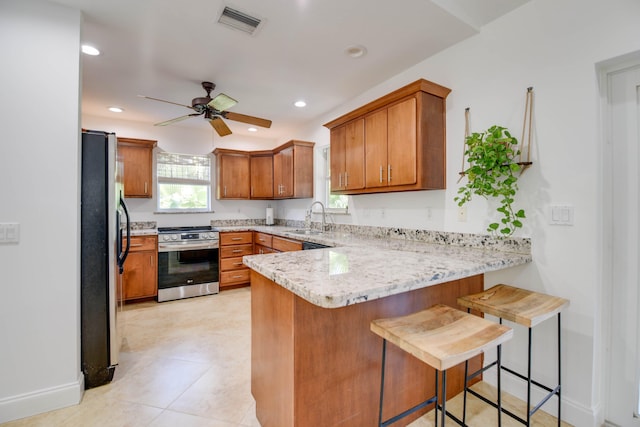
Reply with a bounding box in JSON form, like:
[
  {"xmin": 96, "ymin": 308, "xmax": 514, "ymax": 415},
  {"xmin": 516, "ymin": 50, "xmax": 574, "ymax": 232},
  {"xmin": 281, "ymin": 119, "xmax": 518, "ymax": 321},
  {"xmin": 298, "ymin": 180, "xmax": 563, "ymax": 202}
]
[{"xmin": 251, "ymin": 271, "xmax": 485, "ymax": 427}]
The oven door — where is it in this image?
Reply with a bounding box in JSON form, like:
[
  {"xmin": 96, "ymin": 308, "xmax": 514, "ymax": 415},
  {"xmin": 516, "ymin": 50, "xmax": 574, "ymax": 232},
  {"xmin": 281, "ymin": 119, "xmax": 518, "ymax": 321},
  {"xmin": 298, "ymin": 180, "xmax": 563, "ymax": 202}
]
[{"xmin": 158, "ymin": 243, "xmax": 219, "ymax": 292}]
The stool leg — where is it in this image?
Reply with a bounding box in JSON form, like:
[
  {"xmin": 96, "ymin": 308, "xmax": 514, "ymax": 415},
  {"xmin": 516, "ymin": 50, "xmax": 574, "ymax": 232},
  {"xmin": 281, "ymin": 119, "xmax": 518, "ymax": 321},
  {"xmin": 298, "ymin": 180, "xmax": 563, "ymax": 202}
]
[
  {"xmin": 463, "ymin": 360, "xmax": 469, "ymax": 425},
  {"xmin": 435, "ymin": 370, "xmax": 439, "ymax": 427},
  {"xmin": 441, "ymin": 370, "xmax": 447, "ymax": 427},
  {"xmin": 378, "ymin": 339, "xmax": 387, "ymax": 427},
  {"xmin": 527, "ymin": 326, "xmax": 532, "ymax": 426},
  {"xmin": 558, "ymin": 312, "xmax": 562, "ymax": 427},
  {"xmin": 497, "ymin": 344, "xmax": 503, "ymax": 427}
]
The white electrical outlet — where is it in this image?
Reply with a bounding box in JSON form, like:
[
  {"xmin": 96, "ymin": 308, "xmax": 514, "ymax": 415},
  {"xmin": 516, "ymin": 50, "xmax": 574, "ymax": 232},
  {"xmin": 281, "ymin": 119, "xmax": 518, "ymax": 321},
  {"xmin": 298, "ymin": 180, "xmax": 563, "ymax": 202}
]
[{"xmin": 457, "ymin": 206, "xmax": 467, "ymax": 222}]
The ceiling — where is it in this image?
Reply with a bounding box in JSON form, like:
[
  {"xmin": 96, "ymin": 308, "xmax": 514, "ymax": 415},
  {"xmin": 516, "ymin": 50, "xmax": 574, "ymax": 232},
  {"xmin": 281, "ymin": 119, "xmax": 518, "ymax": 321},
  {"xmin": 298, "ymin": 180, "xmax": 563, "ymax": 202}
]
[{"xmin": 50, "ymin": 0, "xmax": 529, "ymax": 142}]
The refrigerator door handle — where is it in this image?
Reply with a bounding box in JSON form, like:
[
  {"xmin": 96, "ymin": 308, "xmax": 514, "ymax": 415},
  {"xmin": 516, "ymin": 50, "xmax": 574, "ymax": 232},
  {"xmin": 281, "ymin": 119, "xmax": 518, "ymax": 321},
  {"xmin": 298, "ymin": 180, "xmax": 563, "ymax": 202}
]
[{"xmin": 117, "ymin": 194, "xmax": 131, "ymax": 274}]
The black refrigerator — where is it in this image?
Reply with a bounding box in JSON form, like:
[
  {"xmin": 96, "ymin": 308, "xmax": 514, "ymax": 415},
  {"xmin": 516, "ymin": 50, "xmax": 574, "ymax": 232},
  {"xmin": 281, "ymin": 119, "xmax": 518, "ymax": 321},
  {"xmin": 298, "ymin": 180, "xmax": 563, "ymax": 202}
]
[{"xmin": 80, "ymin": 130, "xmax": 131, "ymax": 388}]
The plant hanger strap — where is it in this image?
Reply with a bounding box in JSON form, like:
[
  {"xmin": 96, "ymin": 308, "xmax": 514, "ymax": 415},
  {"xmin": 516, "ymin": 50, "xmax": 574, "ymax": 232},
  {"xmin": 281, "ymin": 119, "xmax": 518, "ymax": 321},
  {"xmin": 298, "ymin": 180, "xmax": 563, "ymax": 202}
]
[
  {"xmin": 519, "ymin": 87, "xmax": 534, "ymax": 175},
  {"xmin": 457, "ymin": 107, "xmax": 471, "ymax": 183}
]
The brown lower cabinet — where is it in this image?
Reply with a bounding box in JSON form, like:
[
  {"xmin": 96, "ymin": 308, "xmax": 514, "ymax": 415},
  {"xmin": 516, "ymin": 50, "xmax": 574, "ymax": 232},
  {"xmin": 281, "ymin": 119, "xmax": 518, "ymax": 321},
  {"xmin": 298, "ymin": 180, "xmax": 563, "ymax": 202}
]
[
  {"xmin": 251, "ymin": 272, "xmax": 485, "ymax": 427},
  {"xmin": 122, "ymin": 235, "xmax": 158, "ymax": 301},
  {"xmin": 253, "ymin": 231, "xmax": 302, "ymax": 254},
  {"xmin": 219, "ymin": 231, "xmax": 253, "ymax": 289}
]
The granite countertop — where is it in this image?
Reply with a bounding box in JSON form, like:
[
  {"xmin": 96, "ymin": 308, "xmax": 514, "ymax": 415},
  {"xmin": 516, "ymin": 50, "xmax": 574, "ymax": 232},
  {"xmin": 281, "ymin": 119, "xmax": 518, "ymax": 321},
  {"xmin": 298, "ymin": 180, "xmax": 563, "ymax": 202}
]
[{"xmin": 239, "ymin": 226, "xmax": 532, "ymax": 309}]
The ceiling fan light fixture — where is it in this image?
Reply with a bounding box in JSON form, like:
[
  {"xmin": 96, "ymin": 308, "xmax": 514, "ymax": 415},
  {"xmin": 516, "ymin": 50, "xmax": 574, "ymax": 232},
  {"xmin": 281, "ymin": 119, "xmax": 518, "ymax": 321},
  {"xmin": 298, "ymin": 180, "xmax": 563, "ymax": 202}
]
[
  {"xmin": 294, "ymin": 100, "xmax": 307, "ymax": 108},
  {"xmin": 108, "ymin": 106, "xmax": 123, "ymax": 113},
  {"xmin": 248, "ymin": 127, "xmax": 258, "ymax": 132},
  {"xmin": 218, "ymin": 6, "xmax": 263, "ymax": 36}
]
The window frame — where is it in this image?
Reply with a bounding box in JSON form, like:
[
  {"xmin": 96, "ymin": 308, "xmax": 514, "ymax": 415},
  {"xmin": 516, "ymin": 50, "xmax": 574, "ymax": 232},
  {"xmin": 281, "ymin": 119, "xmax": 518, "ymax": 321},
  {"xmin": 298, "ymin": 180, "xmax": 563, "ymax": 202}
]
[
  {"xmin": 156, "ymin": 151, "xmax": 213, "ymax": 213},
  {"xmin": 322, "ymin": 146, "xmax": 349, "ymax": 214}
]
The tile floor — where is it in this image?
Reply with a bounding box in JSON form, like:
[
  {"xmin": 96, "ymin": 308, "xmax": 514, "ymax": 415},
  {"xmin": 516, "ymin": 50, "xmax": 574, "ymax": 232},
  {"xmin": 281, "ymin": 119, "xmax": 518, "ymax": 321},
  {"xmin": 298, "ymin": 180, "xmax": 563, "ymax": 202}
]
[{"xmin": 3, "ymin": 287, "xmax": 568, "ymax": 426}]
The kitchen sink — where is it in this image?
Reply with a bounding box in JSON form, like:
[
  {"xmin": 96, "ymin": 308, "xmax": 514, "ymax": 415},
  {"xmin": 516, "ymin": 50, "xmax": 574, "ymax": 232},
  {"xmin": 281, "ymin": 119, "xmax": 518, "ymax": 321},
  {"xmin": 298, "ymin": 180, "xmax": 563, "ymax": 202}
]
[{"xmin": 290, "ymin": 229, "xmax": 324, "ymax": 236}]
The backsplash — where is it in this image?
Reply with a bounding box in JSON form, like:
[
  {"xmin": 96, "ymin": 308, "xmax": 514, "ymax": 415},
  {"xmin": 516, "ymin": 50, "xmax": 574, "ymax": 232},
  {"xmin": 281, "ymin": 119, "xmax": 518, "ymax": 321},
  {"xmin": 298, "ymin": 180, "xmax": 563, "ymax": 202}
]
[{"xmin": 130, "ymin": 221, "xmax": 157, "ymax": 230}]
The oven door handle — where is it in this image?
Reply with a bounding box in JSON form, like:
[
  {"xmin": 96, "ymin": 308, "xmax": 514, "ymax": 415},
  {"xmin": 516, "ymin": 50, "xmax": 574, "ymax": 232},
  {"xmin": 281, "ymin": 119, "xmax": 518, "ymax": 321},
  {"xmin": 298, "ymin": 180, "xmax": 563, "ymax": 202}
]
[{"xmin": 158, "ymin": 241, "xmax": 219, "ymax": 252}]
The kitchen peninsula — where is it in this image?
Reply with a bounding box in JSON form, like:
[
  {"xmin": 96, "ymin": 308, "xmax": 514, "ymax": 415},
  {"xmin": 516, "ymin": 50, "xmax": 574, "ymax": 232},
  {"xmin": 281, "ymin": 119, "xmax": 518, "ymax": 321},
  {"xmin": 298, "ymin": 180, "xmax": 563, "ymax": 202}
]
[{"xmin": 242, "ymin": 229, "xmax": 531, "ymax": 427}]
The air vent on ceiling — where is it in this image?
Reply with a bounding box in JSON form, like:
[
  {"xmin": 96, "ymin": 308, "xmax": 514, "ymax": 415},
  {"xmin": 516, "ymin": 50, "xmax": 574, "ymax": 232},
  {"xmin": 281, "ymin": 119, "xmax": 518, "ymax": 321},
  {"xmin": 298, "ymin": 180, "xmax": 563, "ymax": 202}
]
[{"xmin": 218, "ymin": 6, "xmax": 263, "ymax": 36}]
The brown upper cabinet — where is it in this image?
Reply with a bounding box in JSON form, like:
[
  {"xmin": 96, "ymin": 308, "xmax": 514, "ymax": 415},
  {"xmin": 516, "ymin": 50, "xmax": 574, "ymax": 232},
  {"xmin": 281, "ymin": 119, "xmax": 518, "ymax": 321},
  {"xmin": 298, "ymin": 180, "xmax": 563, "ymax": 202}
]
[
  {"xmin": 117, "ymin": 137, "xmax": 157, "ymax": 198},
  {"xmin": 214, "ymin": 149, "xmax": 251, "ymax": 199},
  {"xmin": 213, "ymin": 140, "xmax": 314, "ymax": 201},
  {"xmin": 330, "ymin": 118, "xmax": 365, "ymax": 192},
  {"xmin": 273, "ymin": 140, "xmax": 314, "ymax": 199},
  {"xmin": 251, "ymin": 153, "xmax": 274, "ymax": 199},
  {"xmin": 324, "ymin": 79, "xmax": 451, "ymax": 195}
]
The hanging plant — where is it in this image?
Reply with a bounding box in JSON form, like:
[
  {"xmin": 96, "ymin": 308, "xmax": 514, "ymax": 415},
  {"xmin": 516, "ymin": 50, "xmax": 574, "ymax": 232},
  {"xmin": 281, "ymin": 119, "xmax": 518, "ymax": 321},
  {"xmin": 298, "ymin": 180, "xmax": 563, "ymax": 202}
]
[{"xmin": 455, "ymin": 125, "xmax": 526, "ymax": 237}]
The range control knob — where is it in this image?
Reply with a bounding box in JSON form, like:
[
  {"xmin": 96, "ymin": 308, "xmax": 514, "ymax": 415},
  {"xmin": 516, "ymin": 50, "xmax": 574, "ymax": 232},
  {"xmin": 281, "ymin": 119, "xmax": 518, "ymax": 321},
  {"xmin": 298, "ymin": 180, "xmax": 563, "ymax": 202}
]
[
  {"xmin": 162, "ymin": 235, "xmax": 170, "ymax": 242},
  {"xmin": 208, "ymin": 232, "xmax": 216, "ymax": 239},
  {"xmin": 170, "ymin": 234, "xmax": 178, "ymax": 241}
]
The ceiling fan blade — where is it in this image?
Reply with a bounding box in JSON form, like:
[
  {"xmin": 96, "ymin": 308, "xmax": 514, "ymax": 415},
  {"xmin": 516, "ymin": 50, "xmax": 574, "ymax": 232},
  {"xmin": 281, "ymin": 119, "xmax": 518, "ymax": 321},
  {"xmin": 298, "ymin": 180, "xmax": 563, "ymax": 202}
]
[
  {"xmin": 138, "ymin": 95, "xmax": 197, "ymax": 111},
  {"xmin": 225, "ymin": 111, "xmax": 272, "ymax": 128},
  {"xmin": 209, "ymin": 117, "xmax": 232, "ymax": 136},
  {"xmin": 208, "ymin": 93, "xmax": 237, "ymax": 112},
  {"xmin": 155, "ymin": 113, "xmax": 201, "ymax": 126}
]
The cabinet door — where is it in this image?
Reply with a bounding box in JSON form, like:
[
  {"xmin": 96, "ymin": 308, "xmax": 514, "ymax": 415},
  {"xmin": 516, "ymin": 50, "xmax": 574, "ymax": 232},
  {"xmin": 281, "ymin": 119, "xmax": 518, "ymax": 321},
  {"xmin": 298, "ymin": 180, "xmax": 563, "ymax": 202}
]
[
  {"xmin": 364, "ymin": 109, "xmax": 388, "ymax": 188},
  {"xmin": 330, "ymin": 126, "xmax": 346, "ymax": 191},
  {"xmin": 251, "ymin": 155, "xmax": 274, "ymax": 199},
  {"xmin": 387, "ymin": 97, "xmax": 417, "ymax": 186},
  {"xmin": 273, "ymin": 147, "xmax": 294, "ymax": 198},
  {"xmin": 119, "ymin": 144, "xmax": 153, "ymax": 198},
  {"xmin": 123, "ymin": 251, "xmax": 157, "ymax": 300},
  {"xmin": 345, "ymin": 118, "xmax": 365, "ymax": 190},
  {"xmin": 219, "ymin": 154, "xmax": 250, "ymax": 199}
]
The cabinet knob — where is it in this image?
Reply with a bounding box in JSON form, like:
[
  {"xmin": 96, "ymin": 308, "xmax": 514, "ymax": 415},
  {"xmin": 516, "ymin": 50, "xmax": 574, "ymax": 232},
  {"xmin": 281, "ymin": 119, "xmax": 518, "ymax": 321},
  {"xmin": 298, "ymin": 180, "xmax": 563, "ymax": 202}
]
[
  {"xmin": 388, "ymin": 164, "xmax": 392, "ymax": 182},
  {"xmin": 345, "ymin": 172, "xmax": 348, "ymax": 188},
  {"xmin": 144, "ymin": 182, "xmax": 148, "ymax": 194},
  {"xmin": 379, "ymin": 165, "xmax": 383, "ymax": 183}
]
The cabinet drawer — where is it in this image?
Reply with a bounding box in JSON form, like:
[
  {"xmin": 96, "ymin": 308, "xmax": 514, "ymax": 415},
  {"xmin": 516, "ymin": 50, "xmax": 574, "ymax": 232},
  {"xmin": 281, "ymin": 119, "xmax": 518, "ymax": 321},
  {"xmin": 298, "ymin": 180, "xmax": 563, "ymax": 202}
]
[
  {"xmin": 253, "ymin": 232, "xmax": 272, "ymax": 247},
  {"xmin": 220, "ymin": 269, "xmax": 250, "ymax": 285},
  {"xmin": 254, "ymin": 244, "xmax": 275, "ymax": 255},
  {"xmin": 128, "ymin": 235, "xmax": 157, "ymax": 252},
  {"xmin": 220, "ymin": 231, "xmax": 252, "ymax": 245},
  {"xmin": 220, "ymin": 256, "xmax": 246, "ymax": 271},
  {"xmin": 220, "ymin": 244, "xmax": 253, "ymax": 258},
  {"xmin": 272, "ymin": 236, "xmax": 302, "ymax": 252}
]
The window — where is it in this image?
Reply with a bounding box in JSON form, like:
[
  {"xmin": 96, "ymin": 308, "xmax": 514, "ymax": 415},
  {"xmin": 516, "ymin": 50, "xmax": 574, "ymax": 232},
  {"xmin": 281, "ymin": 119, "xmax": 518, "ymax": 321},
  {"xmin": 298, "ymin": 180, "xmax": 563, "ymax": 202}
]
[
  {"xmin": 156, "ymin": 152, "xmax": 212, "ymax": 212},
  {"xmin": 322, "ymin": 146, "xmax": 348, "ymax": 212}
]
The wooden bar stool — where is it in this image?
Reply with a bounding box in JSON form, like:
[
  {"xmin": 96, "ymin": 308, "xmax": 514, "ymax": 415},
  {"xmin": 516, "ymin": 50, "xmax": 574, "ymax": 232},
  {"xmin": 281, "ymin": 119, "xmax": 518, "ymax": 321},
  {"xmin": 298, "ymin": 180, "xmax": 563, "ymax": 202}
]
[
  {"xmin": 371, "ymin": 304, "xmax": 513, "ymax": 426},
  {"xmin": 457, "ymin": 284, "xmax": 570, "ymax": 426}
]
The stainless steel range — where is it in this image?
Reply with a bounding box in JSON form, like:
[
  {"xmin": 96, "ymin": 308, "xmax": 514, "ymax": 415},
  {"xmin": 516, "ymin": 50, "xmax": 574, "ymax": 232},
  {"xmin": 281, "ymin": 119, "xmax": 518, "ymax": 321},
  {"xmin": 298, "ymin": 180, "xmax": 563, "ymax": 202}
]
[{"xmin": 157, "ymin": 226, "xmax": 219, "ymax": 302}]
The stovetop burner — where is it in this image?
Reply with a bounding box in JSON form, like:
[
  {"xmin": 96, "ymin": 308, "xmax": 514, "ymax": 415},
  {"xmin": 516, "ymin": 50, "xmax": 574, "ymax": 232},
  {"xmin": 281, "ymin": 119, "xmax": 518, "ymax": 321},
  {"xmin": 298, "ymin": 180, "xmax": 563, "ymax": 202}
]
[{"xmin": 158, "ymin": 225, "xmax": 217, "ymax": 234}]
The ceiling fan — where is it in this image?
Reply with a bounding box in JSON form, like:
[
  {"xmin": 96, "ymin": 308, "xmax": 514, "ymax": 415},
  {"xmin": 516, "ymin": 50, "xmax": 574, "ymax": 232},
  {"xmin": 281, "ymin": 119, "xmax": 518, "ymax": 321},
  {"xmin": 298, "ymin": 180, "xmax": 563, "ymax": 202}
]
[{"xmin": 139, "ymin": 81, "xmax": 272, "ymax": 136}]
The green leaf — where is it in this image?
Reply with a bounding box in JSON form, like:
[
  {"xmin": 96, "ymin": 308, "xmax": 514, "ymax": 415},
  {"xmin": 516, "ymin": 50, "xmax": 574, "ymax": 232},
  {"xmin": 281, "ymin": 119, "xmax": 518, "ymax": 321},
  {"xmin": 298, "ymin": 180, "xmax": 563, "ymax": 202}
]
[
  {"xmin": 516, "ymin": 209, "xmax": 526, "ymax": 218},
  {"xmin": 488, "ymin": 223, "xmax": 499, "ymax": 230}
]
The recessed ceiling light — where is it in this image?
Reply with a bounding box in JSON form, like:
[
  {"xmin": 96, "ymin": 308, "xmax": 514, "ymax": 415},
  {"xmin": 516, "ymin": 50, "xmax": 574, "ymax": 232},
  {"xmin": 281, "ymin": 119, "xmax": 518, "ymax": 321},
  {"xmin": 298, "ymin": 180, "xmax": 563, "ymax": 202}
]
[
  {"xmin": 294, "ymin": 100, "xmax": 307, "ymax": 108},
  {"xmin": 81, "ymin": 45, "xmax": 100, "ymax": 56},
  {"xmin": 248, "ymin": 127, "xmax": 258, "ymax": 132},
  {"xmin": 345, "ymin": 45, "xmax": 367, "ymax": 58},
  {"xmin": 108, "ymin": 106, "xmax": 123, "ymax": 113}
]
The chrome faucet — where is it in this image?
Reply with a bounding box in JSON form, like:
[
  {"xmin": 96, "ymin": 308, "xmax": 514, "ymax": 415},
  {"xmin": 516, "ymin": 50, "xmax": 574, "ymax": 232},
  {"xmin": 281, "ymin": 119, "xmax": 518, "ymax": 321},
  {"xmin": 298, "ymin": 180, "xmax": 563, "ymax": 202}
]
[{"xmin": 309, "ymin": 201, "xmax": 328, "ymax": 232}]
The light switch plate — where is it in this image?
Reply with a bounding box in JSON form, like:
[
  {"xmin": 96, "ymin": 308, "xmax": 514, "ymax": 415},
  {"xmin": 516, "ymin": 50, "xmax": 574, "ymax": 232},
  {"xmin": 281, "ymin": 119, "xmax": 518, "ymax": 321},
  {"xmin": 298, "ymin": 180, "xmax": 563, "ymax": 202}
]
[
  {"xmin": 549, "ymin": 205, "xmax": 574, "ymax": 225},
  {"xmin": 0, "ymin": 223, "xmax": 20, "ymax": 243}
]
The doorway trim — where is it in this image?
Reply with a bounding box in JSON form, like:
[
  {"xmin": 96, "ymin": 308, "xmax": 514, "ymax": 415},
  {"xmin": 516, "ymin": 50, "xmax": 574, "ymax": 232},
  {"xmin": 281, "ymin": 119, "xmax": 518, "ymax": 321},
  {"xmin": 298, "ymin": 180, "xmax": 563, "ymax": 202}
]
[{"xmin": 598, "ymin": 50, "xmax": 640, "ymax": 426}]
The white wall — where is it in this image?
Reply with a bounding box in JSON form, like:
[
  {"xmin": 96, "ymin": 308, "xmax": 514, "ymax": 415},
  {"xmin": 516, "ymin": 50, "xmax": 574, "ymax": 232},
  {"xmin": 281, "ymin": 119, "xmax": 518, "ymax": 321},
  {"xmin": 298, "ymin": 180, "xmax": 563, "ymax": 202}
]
[
  {"xmin": 82, "ymin": 115, "xmax": 282, "ymax": 227},
  {"xmin": 0, "ymin": 0, "xmax": 83, "ymax": 422},
  {"xmin": 282, "ymin": 0, "xmax": 640, "ymax": 424}
]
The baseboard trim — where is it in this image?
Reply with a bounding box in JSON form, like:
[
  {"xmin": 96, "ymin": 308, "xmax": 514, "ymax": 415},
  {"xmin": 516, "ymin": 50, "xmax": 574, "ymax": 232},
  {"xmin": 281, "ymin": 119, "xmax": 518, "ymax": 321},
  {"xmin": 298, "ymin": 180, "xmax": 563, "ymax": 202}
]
[
  {"xmin": 0, "ymin": 372, "xmax": 84, "ymax": 423},
  {"xmin": 482, "ymin": 366, "xmax": 598, "ymax": 427}
]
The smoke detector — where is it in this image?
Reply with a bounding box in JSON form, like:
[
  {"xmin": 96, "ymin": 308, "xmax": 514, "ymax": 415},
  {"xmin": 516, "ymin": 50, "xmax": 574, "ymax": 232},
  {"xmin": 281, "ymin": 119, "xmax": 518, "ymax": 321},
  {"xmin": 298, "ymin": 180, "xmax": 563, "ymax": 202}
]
[{"xmin": 217, "ymin": 6, "xmax": 264, "ymax": 36}]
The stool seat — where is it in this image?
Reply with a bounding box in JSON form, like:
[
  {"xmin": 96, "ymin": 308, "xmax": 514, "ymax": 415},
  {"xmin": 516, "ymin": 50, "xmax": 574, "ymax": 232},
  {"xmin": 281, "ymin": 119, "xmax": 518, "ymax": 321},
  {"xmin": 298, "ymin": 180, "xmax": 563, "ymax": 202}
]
[
  {"xmin": 457, "ymin": 284, "xmax": 570, "ymax": 328},
  {"xmin": 371, "ymin": 304, "xmax": 513, "ymax": 371}
]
